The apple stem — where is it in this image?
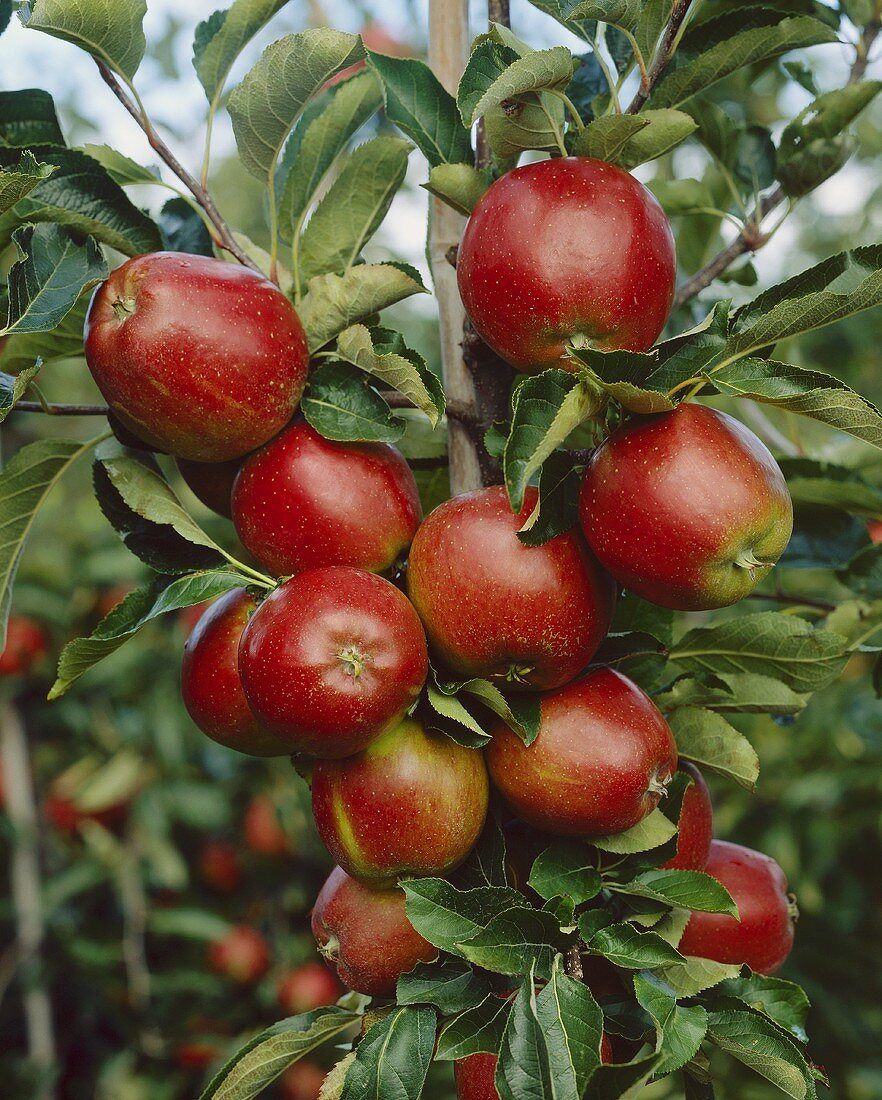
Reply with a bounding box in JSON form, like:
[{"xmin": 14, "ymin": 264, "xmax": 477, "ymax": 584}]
[
  {"xmin": 735, "ymin": 551, "xmax": 772, "ymax": 574},
  {"xmin": 504, "ymin": 663, "xmax": 534, "ymax": 685},
  {"xmin": 111, "ymin": 297, "xmax": 137, "ymax": 322}
]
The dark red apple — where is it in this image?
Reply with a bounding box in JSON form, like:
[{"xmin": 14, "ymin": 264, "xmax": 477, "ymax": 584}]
[
  {"xmin": 244, "ymin": 793, "xmax": 293, "ymax": 856},
  {"xmin": 178, "ymin": 456, "xmax": 243, "ymax": 518},
  {"xmin": 311, "ymin": 716, "xmax": 489, "ymax": 886},
  {"xmin": 663, "ymin": 763, "xmax": 713, "ymax": 871},
  {"xmin": 84, "ymin": 252, "xmax": 308, "ymax": 461},
  {"xmin": 677, "ymin": 840, "xmax": 796, "ymax": 975},
  {"xmin": 406, "ymin": 486, "xmax": 615, "ymax": 690},
  {"xmin": 580, "ymin": 403, "xmax": 793, "ymax": 611},
  {"xmin": 486, "ymin": 669, "xmax": 677, "ymax": 836},
  {"xmin": 280, "ymin": 1061, "xmax": 327, "ymax": 1100},
  {"xmin": 0, "ymin": 615, "xmax": 47, "ymax": 677},
  {"xmin": 208, "ymin": 924, "xmax": 270, "ymax": 985},
  {"xmin": 181, "ymin": 589, "xmax": 291, "ymax": 757},
  {"xmin": 231, "ymin": 422, "xmax": 422, "ymax": 577},
  {"xmin": 239, "ymin": 567, "xmax": 428, "ymax": 758},
  {"xmin": 454, "ymin": 1035, "xmax": 613, "ymax": 1098},
  {"xmin": 277, "ymin": 961, "xmax": 344, "ymax": 1015},
  {"xmin": 456, "ymin": 157, "xmax": 675, "ymax": 373},
  {"xmin": 176, "ymin": 1040, "xmax": 221, "ymax": 1070},
  {"xmin": 198, "ymin": 840, "xmax": 243, "ymax": 893},
  {"xmin": 311, "ymin": 866, "xmax": 437, "ymax": 997}
]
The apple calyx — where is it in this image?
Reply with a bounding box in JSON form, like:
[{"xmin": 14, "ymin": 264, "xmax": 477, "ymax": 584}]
[
  {"xmin": 111, "ymin": 296, "xmax": 137, "ymax": 322},
  {"xmin": 337, "ymin": 645, "xmax": 370, "ymax": 678},
  {"xmin": 505, "ymin": 663, "xmax": 535, "ymax": 685},
  {"xmin": 647, "ymin": 766, "xmax": 673, "ymax": 799},
  {"xmin": 317, "ymin": 933, "xmax": 340, "ymax": 962},
  {"xmin": 734, "ymin": 550, "xmax": 774, "ymax": 574},
  {"xmin": 787, "ymin": 893, "xmax": 800, "ymax": 923}
]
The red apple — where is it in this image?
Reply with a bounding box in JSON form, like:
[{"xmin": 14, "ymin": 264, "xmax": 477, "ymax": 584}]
[
  {"xmin": 84, "ymin": 252, "xmax": 308, "ymax": 461},
  {"xmin": 456, "ymin": 157, "xmax": 675, "ymax": 373},
  {"xmin": 0, "ymin": 615, "xmax": 47, "ymax": 677},
  {"xmin": 311, "ymin": 866, "xmax": 437, "ymax": 997},
  {"xmin": 580, "ymin": 403, "xmax": 793, "ymax": 611},
  {"xmin": 277, "ymin": 961, "xmax": 344, "ymax": 1015},
  {"xmin": 867, "ymin": 520, "xmax": 882, "ymax": 543},
  {"xmin": 178, "ymin": 456, "xmax": 243, "ymax": 518},
  {"xmin": 487, "ymin": 669, "xmax": 677, "ymax": 836},
  {"xmin": 231, "ymin": 422, "xmax": 422, "ymax": 577},
  {"xmin": 663, "ymin": 763, "xmax": 713, "ymax": 871},
  {"xmin": 198, "ymin": 840, "xmax": 243, "ymax": 893},
  {"xmin": 244, "ymin": 793, "xmax": 293, "ymax": 856},
  {"xmin": 677, "ymin": 840, "xmax": 796, "ymax": 975},
  {"xmin": 176, "ymin": 1040, "xmax": 221, "ymax": 1070},
  {"xmin": 208, "ymin": 924, "xmax": 271, "ymax": 985},
  {"xmin": 43, "ymin": 762, "xmax": 132, "ymax": 835},
  {"xmin": 454, "ymin": 1035, "xmax": 613, "ymax": 1098},
  {"xmin": 239, "ymin": 567, "xmax": 428, "ymax": 758},
  {"xmin": 311, "ymin": 716, "xmax": 489, "ymax": 886},
  {"xmin": 406, "ymin": 486, "xmax": 615, "ymax": 690},
  {"xmin": 280, "ymin": 1061, "xmax": 327, "ymax": 1100},
  {"xmin": 181, "ymin": 589, "xmax": 292, "ymax": 757}
]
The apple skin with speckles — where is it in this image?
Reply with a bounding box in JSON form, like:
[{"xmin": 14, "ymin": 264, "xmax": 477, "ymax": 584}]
[
  {"xmin": 311, "ymin": 716, "xmax": 489, "ymax": 886},
  {"xmin": 311, "ymin": 866, "xmax": 437, "ymax": 997},
  {"xmin": 84, "ymin": 252, "xmax": 308, "ymax": 462},
  {"xmin": 406, "ymin": 485, "xmax": 616, "ymax": 691},
  {"xmin": 579, "ymin": 403, "xmax": 793, "ymax": 611},
  {"xmin": 663, "ymin": 762, "xmax": 714, "ymax": 871},
  {"xmin": 231, "ymin": 422, "xmax": 422, "ymax": 577},
  {"xmin": 181, "ymin": 589, "xmax": 292, "ymax": 757},
  {"xmin": 677, "ymin": 840, "xmax": 796, "ymax": 975},
  {"xmin": 238, "ymin": 567, "xmax": 428, "ymax": 759},
  {"xmin": 456, "ymin": 157, "xmax": 676, "ymax": 373},
  {"xmin": 486, "ymin": 668, "xmax": 678, "ymax": 836}
]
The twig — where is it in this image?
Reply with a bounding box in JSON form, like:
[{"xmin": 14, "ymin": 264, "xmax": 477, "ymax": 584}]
[
  {"xmin": 94, "ymin": 62, "xmax": 261, "ymax": 274},
  {"xmin": 1, "ymin": 705, "xmax": 56, "ymax": 1095},
  {"xmin": 565, "ymin": 942, "xmax": 584, "ymax": 981},
  {"xmin": 745, "ymin": 591, "xmax": 835, "ymax": 612},
  {"xmin": 675, "ymin": 19, "xmax": 882, "ymax": 305},
  {"xmin": 626, "ymin": 0, "xmax": 694, "ymax": 114},
  {"xmin": 14, "ymin": 401, "xmax": 109, "ymax": 416},
  {"xmin": 117, "ymin": 833, "xmax": 163, "ymax": 1057}
]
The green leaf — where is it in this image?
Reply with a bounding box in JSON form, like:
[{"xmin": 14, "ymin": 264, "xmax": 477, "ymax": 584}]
[
  {"xmin": 279, "ymin": 70, "xmax": 382, "ymax": 239},
  {"xmin": 617, "ymin": 869, "xmax": 738, "ymax": 916},
  {"xmin": 402, "ymin": 879, "xmax": 526, "ymax": 956},
  {"xmin": 0, "ymin": 362, "xmax": 41, "ymax": 422},
  {"xmin": 533, "ymin": 957, "xmax": 605, "ymax": 1096},
  {"xmin": 435, "ymin": 993, "xmax": 512, "ymax": 1060},
  {"xmin": 457, "ymin": 905, "xmax": 564, "ymax": 977},
  {"xmin": 397, "ymin": 958, "xmax": 491, "ymax": 1016},
  {"xmin": 778, "ymin": 82, "xmax": 882, "ymax": 198},
  {"xmin": 297, "ymin": 136, "xmax": 411, "ymax": 285},
  {"xmin": 710, "ymin": 358, "xmax": 882, "ymax": 450},
  {"xmin": 669, "ymin": 612, "xmax": 849, "ymax": 694},
  {"xmin": 634, "ymin": 973, "xmax": 708, "ymax": 1077},
  {"xmin": 158, "ymin": 196, "xmax": 214, "ymax": 257},
  {"xmin": 436, "ymin": 674, "xmax": 541, "ymax": 747},
  {"xmin": 592, "ymin": 808, "xmax": 678, "ymax": 854},
  {"xmin": 516, "ymin": 450, "xmax": 581, "ymax": 547},
  {"xmin": 569, "ymin": 0, "xmax": 642, "ymax": 30},
  {"xmin": 3, "ymin": 223, "xmax": 106, "ymax": 336},
  {"xmin": 148, "ymin": 907, "xmax": 232, "ymax": 941},
  {"xmin": 299, "ymin": 262, "xmax": 428, "ymax": 353},
  {"xmin": 302, "ymin": 362, "xmax": 405, "ymax": 444},
  {"xmin": 706, "ymin": 1010, "xmax": 816, "ymax": 1099},
  {"xmin": 335, "ymin": 325, "xmax": 444, "ymax": 427},
  {"xmin": 450, "ymin": 817, "xmax": 509, "ymax": 891},
  {"xmin": 77, "ymin": 143, "xmax": 160, "ymax": 186},
  {"xmin": 8, "ymin": 148, "xmax": 162, "ymax": 256},
  {"xmin": 824, "ymin": 597, "xmax": 882, "ymax": 649},
  {"xmin": 20, "ymin": 0, "xmax": 147, "ymax": 80},
  {"xmin": 652, "ymin": 17, "xmax": 837, "ymax": 109},
  {"xmin": 583, "ymin": 1056, "xmax": 661, "ymax": 1100},
  {"xmin": 567, "ymin": 347, "xmax": 676, "ymax": 414},
  {"xmin": 0, "ymin": 1, "xmax": 11, "ymax": 36},
  {"xmin": 572, "ymin": 114, "xmax": 649, "ymax": 162},
  {"xmin": 718, "ymin": 974, "xmax": 810, "ymax": 1043},
  {"xmin": 657, "ymin": 957, "xmax": 742, "ymax": 998},
  {"xmin": 426, "ymin": 674, "xmax": 493, "ymax": 748},
  {"xmin": 839, "ymin": 543, "xmax": 882, "ymax": 597},
  {"xmin": 193, "ymin": 0, "xmax": 288, "ymax": 105},
  {"xmin": 340, "ymin": 1005, "xmax": 435, "ymax": 1100},
  {"xmin": 0, "ymin": 152, "xmax": 56, "ymax": 215},
  {"xmin": 733, "ymin": 126, "xmax": 776, "ymax": 193},
  {"xmin": 0, "ymin": 294, "xmax": 88, "ymax": 373},
  {"xmin": 504, "ymin": 370, "xmax": 602, "ymax": 511},
  {"xmin": 368, "ymin": 53, "xmax": 472, "ymax": 167},
  {"xmin": 583, "ymin": 920, "xmax": 685, "ymax": 969},
  {"xmin": 617, "ymin": 109, "xmax": 698, "ymax": 170},
  {"xmin": 666, "ymin": 706, "xmax": 760, "ymax": 791},
  {"xmin": 51, "ymin": 571, "xmax": 247, "ymax": 698},
  {"xmin": 529, "ymin": 841, "xmax": 602, "ymax": 905},
  {"xmin": 423, "ymin": 162, "xmax": 492, "ymax": 215},
  {"xmin": 200, "ymin": 1007, "xmax": 359, "ymax": 1100},
  {"xmin": 228, "ymin": 29, "xmax": 364, "ymax": 180},
  {"xmin": 462, "ymin": 46, "xmax": 575, "ymax": 126},
  {"xmin": 0, "ymin": 88, "xmax": 64, "ymax": 158},
  {"xmin": 647, "ymin": 178, "xmax": 715, "ymax": 216},
  {"xmin": 0, "ymin": 436, "xmax": 95, "ymax": 645}
]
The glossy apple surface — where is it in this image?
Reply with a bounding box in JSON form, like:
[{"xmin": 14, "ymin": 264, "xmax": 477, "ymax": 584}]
[
  {"xmin": 456, "ymin": 157, "xmax": 675, "ymax": 372},
  {"xmin": 239, "ymin": 567, "xmax": 428, "ymax": 758},
  {"xmin": 663, "ymin": 762, "xmax": 714, "ymax": 871},
  {"xmin": 85, "ymin": 252, "xmax": 308, "ymax": 461},
  {"xmin": 407, "ymin": 485, "xmax": 615, "ymax": 690},
  {"xmin": 181, "ymin": 589, "xmax": 291, "ymax": 757},
  {"xmin": 580, "ymin": 403, "xmax": 793, "ymax": 610},
  {"xmin": 487, "ymin": 669, "xmax": 678, "ymax": 836},
  {"xmin": 677, "ymin": 840, "xmax": 796, "ymax": 974},
  {"xmin": 208, "ymin": 924, "xmax": 270, "ymax": 985},
  {"xmin": 312, "ymin": 716, "xmax": 489, "ymax": 886},
  {"xmin": 311, "ymin": 866, "xmax": 437, "ymax": 997},
  {"xmin": 231, "ymin": 422, "xmax": 422, "ymax": 577}
]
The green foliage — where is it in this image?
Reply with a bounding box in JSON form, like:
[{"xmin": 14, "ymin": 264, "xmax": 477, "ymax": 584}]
[{"xmin": 19, "ymin": 0, "xmax": 148, "ymax": 81}]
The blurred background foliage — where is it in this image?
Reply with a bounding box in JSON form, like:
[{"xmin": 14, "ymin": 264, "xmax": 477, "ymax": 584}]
[{"xmin": 1, "ymin": 1, "xmax": 882, "ymax": 1098}]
